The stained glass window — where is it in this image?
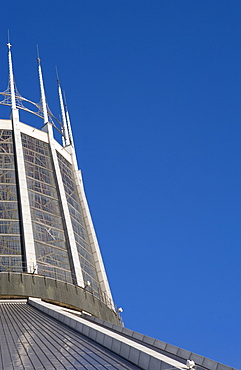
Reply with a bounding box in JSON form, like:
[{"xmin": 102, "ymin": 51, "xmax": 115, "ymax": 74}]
[
  {"xmin": 0, "ymin": 130, "xmax": 22, "ymax": 272},
  {"xmin": 57, "ymin": 152, "xmax": 101, "ymax": 298},
  {"xmin": 21, "ymin": 134, "xmax": 72, "ymax": 283}
]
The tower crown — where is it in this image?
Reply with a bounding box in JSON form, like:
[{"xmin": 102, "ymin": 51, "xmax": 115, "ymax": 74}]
[
  {"xmin": 0, "ymin": 43, "xmax": 117, "ymax": 323},
  {"xmin": 0, "ymin": 43, "xmax": 73, "ymax": 148}
]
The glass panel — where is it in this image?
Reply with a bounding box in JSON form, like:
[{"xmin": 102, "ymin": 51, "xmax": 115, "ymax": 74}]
[
  {"xmin": 28, "ymin": 192, "xmax": 60, "ymax": 214},
  {"xmin": 57, "ymin": 152, "xmax": 101, "ymax": 297},
  {"xmin": 0, "ymin": 256, "xmax": 23, "ymax": 272},
  {"xmin": 0, "ymin": 154, "xmax": 15, "ymax": 169},
  {"xmin": 35, "ymin": 242, "xmax": 71, "ymax": 268},
  {"xmin": 27, "ymin": 178, "xmax": 57, "ymax": 198},
  {"xmin": 32, "ymin": 223, "xmax": 66, "ymax": 249},
  {"xmin": 0, "ymin": 184, "xmax": 18, "ymax": 201},
  {"xmin": 31, "ymin": 208, "xmax": 63, "ymax": 229},
  {"xmin": 21, "ymin": 134, "xmax": 72, "ymax": 283},
  {"xmin": 0, "ymin": 130, "xmax": 22, "ymax": 272},
  {"xmin": 0, "ymin": 202, "xmax": 19, "ymax": 219},
  {"xmin": 0, "ymin": 236, "xmax": 22, "ymax": 255},
  {"xmin": 0, "ymin": 170, "xmax": 16, "ymax": 183},
  {"xmin": 0, "ymin": 221, "xmax": 20, "ymax": 234}
]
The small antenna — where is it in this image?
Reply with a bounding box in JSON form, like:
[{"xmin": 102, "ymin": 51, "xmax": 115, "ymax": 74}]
[
  {"xmin": 55, "ymin": 66, "xmax": 60, "ymax": 84},
  {"xmin": 36, "ymin": 44, "xmax": 40, "ymax": 64},
  {"xmin": 63, "ymin": 90, "xmax": 67, "ymax": 105},
  {"xmin": 7, "ymin": 30, "xmax": 12, "ymax": 50}
]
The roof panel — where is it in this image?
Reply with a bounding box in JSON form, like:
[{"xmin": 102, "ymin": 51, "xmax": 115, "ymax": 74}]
[{"xmin": 0, "ymin": 302, "xmax": 139, "ymax": 370}]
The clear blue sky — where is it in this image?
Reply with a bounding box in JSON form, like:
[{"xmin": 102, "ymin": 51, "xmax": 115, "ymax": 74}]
[{"xmin": 1, "ymin": 1, "xmax": 240, "ymax": 368}]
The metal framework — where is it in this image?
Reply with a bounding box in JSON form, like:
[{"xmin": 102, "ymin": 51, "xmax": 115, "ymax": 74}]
[{"xmin": 0, "ymin": 88, "xmax": 62, "ymax": 135}]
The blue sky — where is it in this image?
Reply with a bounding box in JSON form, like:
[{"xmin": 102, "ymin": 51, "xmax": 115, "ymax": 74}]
[{"xmin": 1, "ymin": 1, "xmax": 241, "ymax": 368}]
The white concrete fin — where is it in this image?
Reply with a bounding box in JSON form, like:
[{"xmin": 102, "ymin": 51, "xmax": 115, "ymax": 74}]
[
  {"xmin": 49, "ymin": 139, "xmax": 84, "ymax": 287},
  {"xmin": 11, "ymin": 119, "xmax": 37, "ymax": 273},
  {"xmin": 77, "ymin": 170, "xmax": 115, "ymax": 309}
]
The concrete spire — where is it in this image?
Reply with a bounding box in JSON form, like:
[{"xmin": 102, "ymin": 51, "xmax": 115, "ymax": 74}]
[
  {"xmin": 36, "ymin": 48, "xmax": 49, "ymax": 125},
  {"xmin": 7, "ymin": 42, "xmax": 16, "ymax": 110},
  {"xmin": 63, "ymin": 91, "xmax": 74, "ymax": 148},
  {"xmin": 56, "ymin": 69, "xmax": 70, "ymax": 146}
]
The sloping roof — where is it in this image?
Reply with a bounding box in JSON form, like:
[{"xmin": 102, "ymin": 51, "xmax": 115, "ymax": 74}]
[
  {"xmin": 0, "ymin": 300, "xmax": 138, "ymax": 369},
  {"xmin": 0, "ymin": 300, "xmax": 237, "ymax": 370}
]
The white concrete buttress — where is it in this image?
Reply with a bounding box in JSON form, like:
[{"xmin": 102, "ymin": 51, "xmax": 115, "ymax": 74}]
[
  {"xmin": 37, "ymin": 58, "xmax": 84, "ymax": 286},
  {"xmin": 48, "ymin": 138, "xmax": 85, "ymax": 287},
  {"xmin": 67, "ymin": 143, "xmax": 115, "ymax": 309},
  {"xmin": 11, "ymin": 110, "xmax": 37, "ymax": 272},
  {"xmin": 7, "ymin": 44, "xmax": 37, "ymax": 272},
  {"xmin": 77, "ymin": 169, "xmax": 115, "ymax": 309}
]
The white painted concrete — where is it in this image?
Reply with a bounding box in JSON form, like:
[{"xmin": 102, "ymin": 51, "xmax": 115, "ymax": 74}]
[
  {"xmin": 76, "ymin": 169, "xmax": 115, "ymax": 309},
  {"xmin": 11, "ymin": 109, "xmax": 37, "ymax": 273},
  {"xmin": 48, "ymin": 135, "xmax": 84, "ymax": 287},
  {"xmin": 29, "ymin": 298, "xmax": 186, "ymax": 370}
]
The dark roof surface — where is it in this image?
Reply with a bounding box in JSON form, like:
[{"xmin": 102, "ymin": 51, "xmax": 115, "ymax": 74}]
[
  {"xmin": 0, "ymin": 300, "xmax": 237, "ymax": 370},
  {"xmin": 0, "ymin": 302, "xmax": 139, "ymax": 370}
]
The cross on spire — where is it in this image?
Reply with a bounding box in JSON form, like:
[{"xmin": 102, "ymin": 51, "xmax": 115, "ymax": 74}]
[{"xmin": 7, "ymin": 41, "xmax": 16, "ymax": 110}]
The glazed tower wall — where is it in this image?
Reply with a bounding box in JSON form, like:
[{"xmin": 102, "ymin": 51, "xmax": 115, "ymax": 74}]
[{"xmin": 0, "ymin": 119, "xmax": 113, "ymax": 307}]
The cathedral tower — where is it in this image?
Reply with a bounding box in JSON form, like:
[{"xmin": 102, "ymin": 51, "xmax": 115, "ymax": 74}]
[{"xmin": 0, "ymin": 43, "xmax": 117, "ymax": 323}]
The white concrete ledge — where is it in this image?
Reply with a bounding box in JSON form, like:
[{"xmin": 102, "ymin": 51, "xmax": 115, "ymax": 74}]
[
  {"xmin": 28, "ymin": 298, "xmax": 186, "ymax": 370},
  {"xmin": 28, "ymin": 298, "xmax": 237, "ymax": 370},
  {"xmin": 80, "ymin": 313, "xmax": 237, "ymax": 370}
]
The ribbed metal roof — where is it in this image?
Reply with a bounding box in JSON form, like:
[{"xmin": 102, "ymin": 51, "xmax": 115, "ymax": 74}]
[
  {"xmin": 0, "ymin": 302, "xmax": 139, "ymax": 369},
  {"xmin": 1, "ymin": 300, "xmax": 236, "ymax": 370}
]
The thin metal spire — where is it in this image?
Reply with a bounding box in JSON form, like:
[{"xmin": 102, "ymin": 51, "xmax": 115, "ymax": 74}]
[
  {"xmin": 37, "ymin": 46, "xmax": 48, "ymax": 125},
  {"xmin": 63, "ymin": 91, "xmax": 74, "ymax": 148},
  {"xmin": 7, "ymin": 40, "xmax": 16, "ymax": 110},
  {"xmin": 56, "ymin": 68, "xmax": 70, "ymax": 146}
]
